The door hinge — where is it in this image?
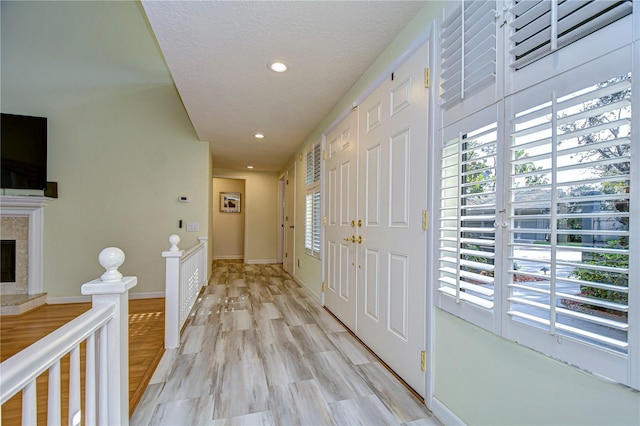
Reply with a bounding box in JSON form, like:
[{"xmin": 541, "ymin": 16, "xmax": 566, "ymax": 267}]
[
  {"xmin": 420, "ymin": 351, "xmax": 426, "ymax": 371},
  {"xmin": 424, "ymin": 67, "xmax": 430, "ymax": 89},
  {"xmin": 323, "ymin": 150, "xmax": 328, "ymax": 160},
  {"xmin": 322, "ymin": 282, "xmax": 326, "ymax": 292},
  {"xmin": 322, "ymin": 216, "xmax": 327, "ymax": 226},
  {"xmin": 422, "ymin": 210, "xmax": 428, "ymax": 230}
]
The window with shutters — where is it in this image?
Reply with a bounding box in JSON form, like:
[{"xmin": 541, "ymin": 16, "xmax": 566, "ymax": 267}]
[
  {"xmin": 505, "ymin": 67, "xmax": 633, "ymax": 385},
  {"xmin": 438, "ymin": 106, "xmax": 502, "ymax": 332},
  {"xmin": 439, "ymin": 0, "xmax": 498, "ymax": 125},
  {"xmin": 305, "ymin": 142, "xmax": 321, "ymax": 257},
  {"xmin": 505, "ymin": 0, "xmax": 633, "ymax": 95},
  {"xmin": 508, "ymin": 0, "xmax": 632, "ymax": 70},
  {"xmin": 435, "ymin": 1, "xmax": 637, "ymax": 388}
]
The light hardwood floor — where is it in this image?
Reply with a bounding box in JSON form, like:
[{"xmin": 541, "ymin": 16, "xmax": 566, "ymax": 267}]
[
  {"xmin": 0, "ymin": 297, "xmax": 165, "ymax": 425},
  {"xmin": 132, "ymin": 260, "xmax": 440, "ymax": 425}
]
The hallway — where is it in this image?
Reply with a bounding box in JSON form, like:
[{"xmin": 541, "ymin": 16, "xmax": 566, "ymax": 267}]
[{"xmin": 132, "ymin": 260, "xmax": 440, "ymax": 425}]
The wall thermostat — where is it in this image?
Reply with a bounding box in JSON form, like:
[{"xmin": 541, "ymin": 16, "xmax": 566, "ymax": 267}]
[{"xmin": 178, "ymin": 196, "xmax": 190, "ymax": 203}]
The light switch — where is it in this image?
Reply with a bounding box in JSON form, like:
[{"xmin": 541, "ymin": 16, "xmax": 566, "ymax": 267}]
[{"xmin": 186, "ymin": 223, "xmax": 199, "ymax": 232}]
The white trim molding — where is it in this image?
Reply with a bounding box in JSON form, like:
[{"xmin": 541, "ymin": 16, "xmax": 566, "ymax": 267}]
[
  {"xmin": 292, "ymin": 275, "xmax": 322, "ymax": 305},
  {"xmin": 0, "ymin": 196, "xmax": 53, "ymax": 295},
  {"xmin": 431, "ymin": 397, "xmax": 466, "ymax": 426},
  {"xmin": 244, "ymin": 259, "xmax": 278, "ymax": 264},
  {"xmin": 47, "ymin": 291, "xmax": 166, "ymax": 305}
]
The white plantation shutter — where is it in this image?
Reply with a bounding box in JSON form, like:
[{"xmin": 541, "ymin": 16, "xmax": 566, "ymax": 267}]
[
  {"xmin": 440, "ymin": 0, "xmax": 498, "ymax": 111},
  {"xmin": 312, "ymin": 191, "xmax": 321, "ymax": 255},
  {"xmin": 506, "ymin": 63, "xmax": 633, "ymax": 384},
  {"xmin": 305, "ymin": 193, "xmax": 314, "ymax": 252},
  {"xmin": 438, "ymin": 106, "xmax": 502, "ymax": 331},
  {"xmin": 304, "ymin": 190, "xmax": 321, "ymax": 257},
  {"xmin": 305, "ymin": 142, "xmax": 322, "ymax": 257},
  {"xmin": 305, "ymin": 142, "xmax": 321, "ymax": 185},
  {"xmin": 436, "ymin": 0, "xmax": 637, "ymax": 390},
  {"xmin": 509, "ymin": 0, "xmax": 632, "ymax": 70},
  {"xmin": 313, "ymin": 143, "xmax": 321, "ymax": 183}
]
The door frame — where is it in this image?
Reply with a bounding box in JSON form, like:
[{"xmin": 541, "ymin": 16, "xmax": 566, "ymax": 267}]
[
  {"xmin": 320, "ymin": 26, "xmax": 435, "ymax": 409},
  {"xmin": 211, "ymin": 176, "xmax": 246, "ymax": 261},
  {"xmin": 277, "ymin": 176, "xmax": 285, "ymax": 264},
  {"xmin": 282, "ymin": 162, "xmax": 296, "ymax": 274}
]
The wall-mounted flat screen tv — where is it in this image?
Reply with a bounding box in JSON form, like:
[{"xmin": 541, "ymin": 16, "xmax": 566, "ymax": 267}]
[{"xmin": 1, "ymin": 113, "xmax": 47, "ymax": 190}]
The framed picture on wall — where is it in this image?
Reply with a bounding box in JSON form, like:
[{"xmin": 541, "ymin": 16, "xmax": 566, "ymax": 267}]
[{"xmin": 220, "ymin": 192, "xmax": 241, "ymax": 213}]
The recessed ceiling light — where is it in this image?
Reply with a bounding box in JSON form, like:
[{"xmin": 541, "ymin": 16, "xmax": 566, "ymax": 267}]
[
  {"xmin": 254, "ymin": 133, "xmax": 265, "ymax": 139},
  {"xmin": 247, "ymin": 166, "xmax": 254, "ymax": 169},
  {"xmin": 268, "ymin": 62, "xmax": 288, "ymax": 73}
]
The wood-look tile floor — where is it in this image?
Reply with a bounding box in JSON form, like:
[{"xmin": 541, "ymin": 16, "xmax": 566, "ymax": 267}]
[{"xmin": 132, "ymin": 260, "xmax": 441, "ymax": 426}]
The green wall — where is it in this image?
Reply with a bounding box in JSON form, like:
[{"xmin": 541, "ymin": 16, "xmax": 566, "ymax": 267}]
[
  {"xmin": 1, "ymin": 1, "xmax": 210, "ymax": 297},
  {"xmin": 435, "ymin": 310, "xmax": 640, "ymax": 425}
]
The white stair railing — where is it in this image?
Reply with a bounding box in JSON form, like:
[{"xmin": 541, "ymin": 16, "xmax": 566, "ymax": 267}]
[
  {"xmin": 162, "ymin": 235, "xmax": 208, "ymax": 349},
  {"xmin": 0, "ymin": 247, "xmax": 136, "ymax": 426}
]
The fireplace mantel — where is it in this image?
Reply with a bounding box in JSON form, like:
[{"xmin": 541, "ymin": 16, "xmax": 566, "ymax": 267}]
[{"xmin": 0, "ymin": 195, "xmax": 54, "ymax": 295}]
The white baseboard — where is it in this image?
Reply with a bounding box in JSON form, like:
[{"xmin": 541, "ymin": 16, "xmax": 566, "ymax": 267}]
[
  {"xmin": 213, "ymin": 255, "xmax": 243, "ymax": 260},
  {"xmin": 431, "ymin": 397, "xmax": 465, "ymax": 426},
  {"xmin": 292, "ymin": 275, "xmax": 322, "ymax": 305},
  {"xmin": 129, "ymin": 292, "xmax": 165, "ymax": 300},
  {"xmin": 47, "ymin": 291, "xmax": 166, "ymax": 304},
  {"xmin": 245, "ymin": 259, "xmax": 278, "ymax": 265}
]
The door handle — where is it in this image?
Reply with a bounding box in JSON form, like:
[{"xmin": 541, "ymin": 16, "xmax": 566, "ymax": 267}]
[{"xmin": 289, "ymin": 226, "xmax": 295, "ymax": 229}]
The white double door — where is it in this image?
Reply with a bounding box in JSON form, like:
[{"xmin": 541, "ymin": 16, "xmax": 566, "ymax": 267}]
[{"xmin": 324, "ymin": 43, "xmax": 429, "ymax": 396}]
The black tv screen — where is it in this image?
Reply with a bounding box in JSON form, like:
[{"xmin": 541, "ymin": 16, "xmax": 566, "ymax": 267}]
[{"xmin": 1, "ymin": 113, "xmax": 47, "ymax": 190}]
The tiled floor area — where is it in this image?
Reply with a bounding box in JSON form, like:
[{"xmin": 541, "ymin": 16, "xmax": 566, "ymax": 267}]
[{"xmin": 131, "ymin": 260, "xmax": 440, "ymax": 425}]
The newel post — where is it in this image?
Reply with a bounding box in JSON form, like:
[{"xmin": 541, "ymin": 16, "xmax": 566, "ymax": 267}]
[
  {"xmin": 162, "ymin": 235, "xmax": 183, "ymax": 349},
  {"xmin": 81, "ymin": 247, "xmax": 137, "ymax": 426}
]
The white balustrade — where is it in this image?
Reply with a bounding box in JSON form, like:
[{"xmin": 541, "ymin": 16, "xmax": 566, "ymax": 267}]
[
  {"xmin": 163, "ymin": 235, "xmax": 208, "ymax": 349},
  {"xmin": 0, "ymin": 247, "xmax": 136, "ymax": 426}
]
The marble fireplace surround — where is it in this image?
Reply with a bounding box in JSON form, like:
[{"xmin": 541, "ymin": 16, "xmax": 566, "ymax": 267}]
[{"xmin": 0, "ymin": 196, "xmax": 52, "ymax": 295}]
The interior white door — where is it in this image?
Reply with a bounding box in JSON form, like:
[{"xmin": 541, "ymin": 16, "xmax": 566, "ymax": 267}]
[
  {"xmin": 356, "ymin": 42, "xmax": 429, "ymax": 396},
  {"xmin": 284, "ymin": 163, "xmax": 295, "ymax": 274},
  {"xmin": 324, "ymin": 110, "xmax": 358, "ymax": 330}
]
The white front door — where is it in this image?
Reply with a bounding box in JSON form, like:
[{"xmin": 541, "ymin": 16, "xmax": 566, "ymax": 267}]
[
  {"xmin": 324, "ymin": 110, "xmax": 358, "ymax": 330},
  {"xmin": 356, "ymin": 42, "xmax": 429, "ymax": 396}
]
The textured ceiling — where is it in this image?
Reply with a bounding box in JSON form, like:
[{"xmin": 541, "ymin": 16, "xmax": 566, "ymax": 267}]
[{"xmin": 142, "ymin": 1, "xmax": 427, "ymax": 172}]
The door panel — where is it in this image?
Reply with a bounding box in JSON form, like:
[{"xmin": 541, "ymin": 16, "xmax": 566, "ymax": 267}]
[
  {"xmin": 324, "ymin": 43, "xmax": 429, "ymax": 397},
  {"xmin": 324, "ymin": 110, "xmax": 358, "ymax": 330},
  {"xmin": 356, "ymin": 42, "xmax": 428, "ymax": 396},
  {"xmin": 390, "ymin": 129, "xmax": 410, "ymax": 226},
  {"xmin": 388, "ymin": 252, "xmax": 409, "ymax": 339},
  {"xmin": 364, "ymin": 248, "xmax": 380, "ymax": 320},
  {"xmin": 365, "ymin": 144, "xmax": 381, "ymax": 226}
]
